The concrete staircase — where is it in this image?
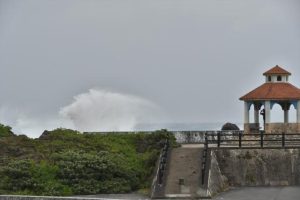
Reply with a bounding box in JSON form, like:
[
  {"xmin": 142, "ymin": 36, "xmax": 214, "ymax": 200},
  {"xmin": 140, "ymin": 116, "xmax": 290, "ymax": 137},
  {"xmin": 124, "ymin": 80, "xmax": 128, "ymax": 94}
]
[{"xmin": 164, "ymin": 147, "xmax": 204, "ymax": 198}]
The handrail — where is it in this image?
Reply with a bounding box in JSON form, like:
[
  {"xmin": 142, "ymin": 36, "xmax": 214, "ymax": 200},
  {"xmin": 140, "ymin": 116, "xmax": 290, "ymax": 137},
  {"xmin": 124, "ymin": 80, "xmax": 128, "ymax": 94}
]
[
  {"xmin": 201, "ymin": 133, "xmax": 209, "ymax": 186},
  {"xmin": 150, "ymin": 138, "xmax": 170, "ymax": 198},
  {"xmin": 205, "ymin": 132, "xmax": 300, "ymax": 148},
  {"xmin": 158, "ymin": 139, "xmax": 169, "ymax": 184}
]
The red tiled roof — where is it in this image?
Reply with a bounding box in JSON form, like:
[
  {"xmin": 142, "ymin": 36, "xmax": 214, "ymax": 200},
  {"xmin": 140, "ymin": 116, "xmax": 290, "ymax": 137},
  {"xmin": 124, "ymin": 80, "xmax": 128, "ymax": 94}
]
[
  {"xmin": 263, "ymin": 65, "xmax": 291, "ymax": 75},
  {"xmin": 240, "ymin": 82, "xmax": 300, "ymax": 101}
]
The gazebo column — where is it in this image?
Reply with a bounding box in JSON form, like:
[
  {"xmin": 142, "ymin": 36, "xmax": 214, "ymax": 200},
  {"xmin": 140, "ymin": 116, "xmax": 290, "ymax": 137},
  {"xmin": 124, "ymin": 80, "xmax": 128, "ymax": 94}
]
[
  {"xmin": 254, "ymin": 104, "xmax": 260, "ymax": 124},
  {"xmin": 297, "ymin": 100, "xmax": 300, "ymax": 123},
  {"xmin": 253, "ymin": 107, "xmax": 260, "ymax": 131},
  {"xmin": 265, "ymin": 101, "xmax": 271, "ymax": 123},
  {"xmin": 284, "ymin": 110, "xmax": 289, "ymax": 123},
  {"xmin": 254, "ymin": 109, "xmax": 259, "ymax": 123},
  {"xmin": 283, "ymin": 102, "xmax": 289, "ymax": 123},
  {"xmin": 244, "ymin": 101, "xmax": 250, "ymax": 133},
  {"xmin": 244, "ymin": 102, "xmax": 249, "ymax": 124},
  {"xmin": 264, "ymin": 101, "xmax": 271, "ymax": 133}
]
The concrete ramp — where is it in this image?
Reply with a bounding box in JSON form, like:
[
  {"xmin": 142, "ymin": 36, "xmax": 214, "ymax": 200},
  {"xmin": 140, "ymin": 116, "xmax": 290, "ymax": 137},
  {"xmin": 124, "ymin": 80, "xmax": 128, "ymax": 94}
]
[{"xmin": 164, "ymin": 147, "xmax": 203, "ymax": 197}]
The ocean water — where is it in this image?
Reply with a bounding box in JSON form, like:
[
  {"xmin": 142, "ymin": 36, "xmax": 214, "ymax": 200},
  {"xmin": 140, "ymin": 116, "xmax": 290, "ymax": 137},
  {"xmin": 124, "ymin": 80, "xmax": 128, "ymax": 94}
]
[{"xmin": 134, "ymin": 122, "xmax": 243, "ymax": 131}]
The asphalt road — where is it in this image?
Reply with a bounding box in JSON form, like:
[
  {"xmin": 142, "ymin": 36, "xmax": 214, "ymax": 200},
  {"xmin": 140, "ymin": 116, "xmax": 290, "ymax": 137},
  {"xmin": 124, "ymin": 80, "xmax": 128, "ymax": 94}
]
[
  {"xmin": 213, "ymin": 187, "xmax": 300, "ymax": 200},
  {"xmin": 75, "ymin": 193, "xmax": 149, "ymax": 199},
  {"xmin": 75, "ymin": 187, "xmax": 300, "ymax": 200}
]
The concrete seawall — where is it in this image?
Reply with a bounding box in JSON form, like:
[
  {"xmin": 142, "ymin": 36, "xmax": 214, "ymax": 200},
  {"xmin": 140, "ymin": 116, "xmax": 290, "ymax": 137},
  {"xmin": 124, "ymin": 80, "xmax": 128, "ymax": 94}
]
[
  {"xmin": 87, "ymin": 130, "xmax": 243, "ymax": 144},
  {"xmin": 0, "ymin": 195, "xmax": 148, "ymax": 200},
  {"xmin": 0, "ymin": 196, "xmax": 108, "ymax": 200},
  {"xmin": 207, "ymin": 149, "xmax": 300, "ymax": 196}
]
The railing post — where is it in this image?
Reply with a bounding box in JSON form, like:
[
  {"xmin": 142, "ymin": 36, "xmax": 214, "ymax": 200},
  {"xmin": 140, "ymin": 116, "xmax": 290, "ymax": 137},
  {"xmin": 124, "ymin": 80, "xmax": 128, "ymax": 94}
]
[
  {"xmin": 282, "ymin": 132, "xmax": 285, "ymax": 147},
  {"xmin": 201, "ymin": 132, "xmax": 208, "ymax": 185},
  {"xmin": 201, "ymin": 168, "xmax": 205, "ymax": 185},
  {"xmin": 205, "ymin": 133, "xmax": 208, "ymax": 148},
  {"xmin": 158, "ymin": 169, "xmax": 162, "ymax": 184},
  {"xmin": 260, "ymin": 131, "xmax": 264, "ymax": 148},
  {"xmin": 239, "ymin": 132, "xmax": 242, "ymax": 148},
  {"xmin": 157, "ymin": 137, "xmax": 169, "ymax": 185},
  {"xmin": 217, "ymin": 132, "xmax": 221, "ymax": 147}
]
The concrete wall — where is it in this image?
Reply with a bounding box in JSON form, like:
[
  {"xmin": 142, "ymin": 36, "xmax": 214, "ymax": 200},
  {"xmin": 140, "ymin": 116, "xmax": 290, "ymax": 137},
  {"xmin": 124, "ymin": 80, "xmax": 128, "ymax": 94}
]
[
  {"xmin": 244, "ymin": 123, "xmax": 300, "ymax": 134},
  {"xmin": 207, "ymin": 150, "xmax": 228, "ymax": 196},
  {"xmin": 172, "ymin": 131, "xmax": 206, "ymax": 143},
  {"xmin": 172, "ymin": 131, "xmax": 243, "ymax": 144},
  {"xmin": 0, "ymin": 196, "xmax": 106, "ymax": 200},
  {"xmin": 207, "ymin": 149, "xmax": 300, "ymax": 196},
  {"xmin": 244, "ymin": 123, "xmax": 260, "ymax": 134},
  {"xmin": 265, "ymin": 123, "xmax": 300, "ymax": 134}
]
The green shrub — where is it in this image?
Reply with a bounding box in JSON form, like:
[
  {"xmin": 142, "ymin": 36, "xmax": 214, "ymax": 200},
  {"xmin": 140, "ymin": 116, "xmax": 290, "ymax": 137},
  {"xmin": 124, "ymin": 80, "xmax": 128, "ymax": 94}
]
[
  {"xmin": 0, "ymin": 127, "xmax": 176, "ymax": 195},
  {"xmin": 0, "ymin": 159, "xmax": 72, "ymax": 195},
  {"xmin": 0, "ymin": 124, "xmax": 14, "ymax": 137}
]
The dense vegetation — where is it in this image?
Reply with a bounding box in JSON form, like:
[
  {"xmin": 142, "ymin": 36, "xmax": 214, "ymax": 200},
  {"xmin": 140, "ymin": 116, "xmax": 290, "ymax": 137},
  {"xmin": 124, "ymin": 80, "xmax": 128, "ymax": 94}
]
[
  {"xmin": 0, "ymin": 125, "xmax": 174, "ymax": 196},
  {"xmin": 0, "ymin": 124, "xmax": 14, "ymax": 137}
]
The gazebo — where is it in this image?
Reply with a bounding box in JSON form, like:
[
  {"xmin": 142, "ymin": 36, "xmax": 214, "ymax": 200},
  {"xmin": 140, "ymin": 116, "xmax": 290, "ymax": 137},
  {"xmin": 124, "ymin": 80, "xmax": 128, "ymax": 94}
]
[{"xmin": 240, "ymin": 65, "xmax": 300, "ymax": 134}]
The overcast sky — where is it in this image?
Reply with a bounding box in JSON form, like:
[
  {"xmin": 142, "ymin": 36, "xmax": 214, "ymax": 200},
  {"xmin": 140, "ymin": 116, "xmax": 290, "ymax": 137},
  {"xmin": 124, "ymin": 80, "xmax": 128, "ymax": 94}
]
[{"xmin": 0, "ymin": 0, "xmax": 300, "ymax": 137}]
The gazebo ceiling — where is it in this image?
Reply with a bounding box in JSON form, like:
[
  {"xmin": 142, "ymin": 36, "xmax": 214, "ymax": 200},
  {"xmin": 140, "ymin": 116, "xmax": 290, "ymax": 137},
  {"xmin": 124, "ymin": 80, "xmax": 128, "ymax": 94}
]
[{"xmin": 240, "ymin": 82, "xmax": 300, "ymax": 101}]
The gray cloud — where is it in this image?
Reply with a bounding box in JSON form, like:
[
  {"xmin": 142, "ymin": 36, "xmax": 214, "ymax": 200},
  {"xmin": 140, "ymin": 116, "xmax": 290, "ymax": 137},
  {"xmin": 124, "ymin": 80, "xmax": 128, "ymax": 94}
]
[{"xmin": 0, "ymin": 0, "xmax": 299, "ymax": 137}]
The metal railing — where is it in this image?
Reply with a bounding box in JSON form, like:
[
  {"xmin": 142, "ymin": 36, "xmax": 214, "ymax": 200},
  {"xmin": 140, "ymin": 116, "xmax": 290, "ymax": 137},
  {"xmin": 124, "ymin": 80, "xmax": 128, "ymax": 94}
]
[
  {"xmin": 201, "ymin": 133, "xmax": 209, "ymax": 185},
  {"xmin": 206, "ymin": 132, "xmax": 300, "ymax": 148},
  {"xmin": 157, "ymin": 139, "xmax": 169, "ymax": 184},
  {"xmin": 200, "ymin": 131, "xmax": 300, "ymax": 188},
  {"xmin": 150, "ymin": 139, "xmax": 170, "ymax": 198}
]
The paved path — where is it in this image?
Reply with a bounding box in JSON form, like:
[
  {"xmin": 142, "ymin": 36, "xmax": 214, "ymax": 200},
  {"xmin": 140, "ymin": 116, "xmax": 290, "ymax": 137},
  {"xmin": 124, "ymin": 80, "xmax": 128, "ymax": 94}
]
[
  {"xmin": 73, "ymin": 187, "xmax": 300, "ymax": 199},
  {"xmin": 213, "ymin": 186, "xmax": 300, "ymax": 200},
  {"xmin": 75, "ymin": 194, "xmax": 149, "ymax": 199},
  {"xmin": 164, "ymin": 147, "xmax": 202, "ymax": 196}
]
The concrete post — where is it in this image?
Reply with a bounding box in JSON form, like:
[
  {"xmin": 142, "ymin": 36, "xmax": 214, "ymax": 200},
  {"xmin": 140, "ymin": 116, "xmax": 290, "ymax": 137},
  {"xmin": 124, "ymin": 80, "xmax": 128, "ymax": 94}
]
[
  {"xmin": 254, "ymin": 109, "xmax": 259, "ymax": 124},
  {"xmin": 265, "ymin": 101, "xmax": 271, "ymax": 123},
  {"xmin": 284, "ymin": 109, "xmax": 289, "ymax": 123},
  {"xmin": 244, "ymin": 102, "xmax": 249, "ymax": 124},
  {"xmin": 297, "ymin": 100, "xmax": 300, "ymax": 123}
]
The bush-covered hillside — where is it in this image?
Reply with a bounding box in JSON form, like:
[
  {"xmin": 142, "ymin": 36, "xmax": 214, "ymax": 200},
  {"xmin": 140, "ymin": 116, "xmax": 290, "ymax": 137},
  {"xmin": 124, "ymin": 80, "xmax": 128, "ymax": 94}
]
[
  {"xmin": 0, "ymin": 125, "xmax": 173, "ymax": 196},
  {"xmin": 0, "ymin": 124, "xmax": 14, "ymax": 137}
]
